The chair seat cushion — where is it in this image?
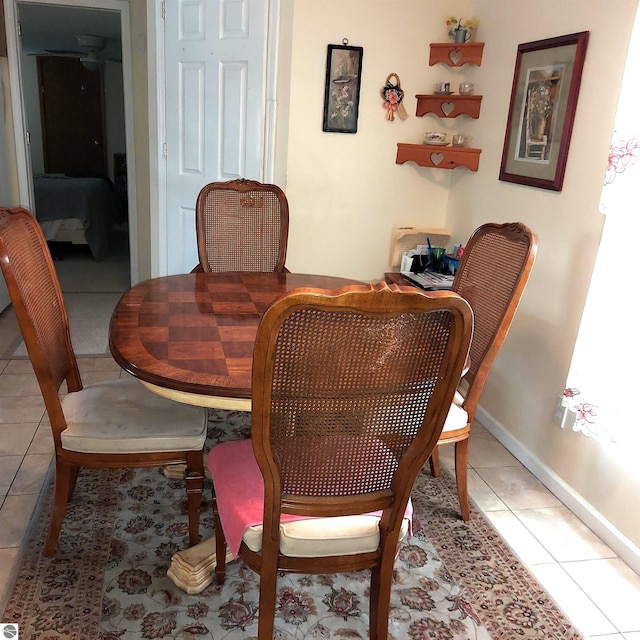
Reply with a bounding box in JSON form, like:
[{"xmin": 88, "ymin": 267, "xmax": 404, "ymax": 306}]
[
  {"xmin": 243, "ymin": 513, "xmax": 410, "ymax": 558},
  {"xmin": 208, "ymin": 439, "xmax": 412, "ymax": 558},
  {"xmin": 441, "ymin": 391, "xmax": 469, "ymax": 433},
  {"xmin": 61, "ymin": 377, "xmax": 207, "ymax": 454}
]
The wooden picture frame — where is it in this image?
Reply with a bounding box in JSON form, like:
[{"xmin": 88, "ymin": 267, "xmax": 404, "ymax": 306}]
[
  {"xmin": 322, "ymin": 44, "xmax": 364, "ymax": 134},
  {"xmin": 499, "ymin": 31, "xmax": 589, "ymax": 191}
]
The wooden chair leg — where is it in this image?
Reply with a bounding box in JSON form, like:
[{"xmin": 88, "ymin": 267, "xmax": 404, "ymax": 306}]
[
  {"xmin": 369, "ymin": 541, "xmax": 396, "ymax": 640},
  {"xmin": 67, "ymin": 465, "xmax": 80, "ymax": 500},
  {"xmin": 429, "ymin": 446, "xmax": 441, "ymax": 477},
  {"xmin": 257, "ymin": 543, "xmax": 279, "ymax": 640},
  {"xmin": 185, "ymin": 450, "xmax": 204, "ymax": 546},
  {"xmin": 454, "ymin": 438, "xmax": 470, "ymax": 521},
  {"xmin": 45, "ymin": 458, "xmax": 73, "ymax": 556},
  {"xmin": 370, "ymin": 568, "xmax": 381, "ymax": 639},
  {"xmin": 213, "ymin": 494, "xmax": 228, "ymax": 585}
]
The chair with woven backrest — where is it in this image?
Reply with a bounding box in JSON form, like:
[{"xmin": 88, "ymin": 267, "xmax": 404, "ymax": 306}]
[
  {"xmin": 207, "ymin": 282, "xmax": 473, "ymax": 640},
  {"xmin": 192, "ymin": 178, "xmax": 289, "ymax": 273},
  {"xmin": 431, "ymin": 221, "xmax": 538, "ymax": 521},
  {"xmin": 0, "ymin": 206, "xmax": 206, "ymax": 556}
]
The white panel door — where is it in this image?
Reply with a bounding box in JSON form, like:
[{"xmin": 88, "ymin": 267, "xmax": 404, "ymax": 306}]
[{"xmin": 164, "ymin": 0, "xmax": 267, "ymax": 275}]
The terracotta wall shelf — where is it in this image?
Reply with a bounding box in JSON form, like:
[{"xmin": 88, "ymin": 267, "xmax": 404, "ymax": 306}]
[
  {"xmin": 429, "ymin": 43, "xmax": 484, "ymax": 67},
  {"xmin": 415, "ymin": 94, "xmax": 482, "ymax": 119},
  {"xmin": 396, "ymin": 42, "xmax": 484, "ymax": 171},
  {"xmin": 396, "ymin": 143, "xmax": 481, "ymax": 171}
]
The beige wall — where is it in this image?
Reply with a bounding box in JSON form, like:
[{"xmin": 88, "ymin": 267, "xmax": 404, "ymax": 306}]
[
  {"xmin": 447, "ymin": 0, "xmax": 640, "ymax": 557},
  {"xmin": 281, "ymin": 0, "xmax": 640, "ymax": 558},
  {"xmin": 0, "ymin": 58, "xmax": 20, "ymax": 206},
  {"xmin": 283, "ymin": 1, "xmax": 458, "ymax": 280}
]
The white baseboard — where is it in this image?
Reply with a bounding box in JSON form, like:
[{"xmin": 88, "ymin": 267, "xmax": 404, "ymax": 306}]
[{"xmin": 475, "ymin": 405, "xmax": 640, "ymax": 576}]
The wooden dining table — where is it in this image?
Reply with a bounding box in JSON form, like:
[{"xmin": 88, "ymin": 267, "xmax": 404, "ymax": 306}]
[
  {"xmin": 109, "ymin": 271, "xmax": 364, "ymax": 594},
  {"xmin": 109, "ymin": 271, "xmax": 362, "ymax": 412},
  {"xmin": 108, "ymin": 269, "xmax": 469, "ymax": 594}
]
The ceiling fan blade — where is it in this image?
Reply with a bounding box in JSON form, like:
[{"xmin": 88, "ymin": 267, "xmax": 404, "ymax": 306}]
[{"xmin": 28, "ymin": 49, "xmax": 83, "ymax": 57}]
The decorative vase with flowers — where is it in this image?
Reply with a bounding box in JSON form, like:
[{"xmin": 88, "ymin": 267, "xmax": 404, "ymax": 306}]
[
  {"xmin": 527, "ymin": 83, "xmax": 553, "ymax": 141},
  {"xmin": 446, "ymin": 17, "xmax": 478, "ymax": 43}
]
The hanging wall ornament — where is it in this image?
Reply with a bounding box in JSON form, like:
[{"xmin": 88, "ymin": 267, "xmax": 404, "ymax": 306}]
[{"xmin": 381, "ymin": 73, "xmax": 409, "ymax": 121}]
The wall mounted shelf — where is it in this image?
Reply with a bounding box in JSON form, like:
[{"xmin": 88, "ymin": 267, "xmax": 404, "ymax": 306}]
[
  {"xmin": 395, "ymin": 42, "xmax": 484, "ymax": 172},
  {"xmin": 396, "ymin": 143, "xmax": 481, "ymax": 171},
  {"xmin": 415, "ymin": 94, "xmax": 483, "ymax": 119},
  {"xmin": 429, "ymin": 42, "xmax": 484, "ymax": 67}
]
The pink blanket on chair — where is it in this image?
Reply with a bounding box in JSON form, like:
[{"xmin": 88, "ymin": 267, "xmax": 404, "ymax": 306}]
[{"xmin": 207, "ymin": 439, "xmax": 413, "ymax": 557}]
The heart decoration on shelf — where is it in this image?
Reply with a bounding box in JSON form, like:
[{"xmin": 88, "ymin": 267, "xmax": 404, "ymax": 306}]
[
  {"xmin": 431, "ymin": 152, "xmax": 445, "ymax": 166},
  {"xmin": 449, "ymin": 49, "xmax": 463, "ymax": 65},
  {"xmin": 441, "ymin": 101, "xmax": 455, "ymax": 116}
]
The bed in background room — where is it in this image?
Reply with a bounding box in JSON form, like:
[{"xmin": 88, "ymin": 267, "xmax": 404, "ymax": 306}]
[{"xmin": 33, "ymin": 174, "xmax": 123, "ymax": 261}]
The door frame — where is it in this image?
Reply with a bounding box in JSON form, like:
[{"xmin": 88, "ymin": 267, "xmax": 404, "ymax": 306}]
[
  {"xmin": 4, "ymin": 0, "xmax": 139, "ymax": 284},
  {"xmin": 148, "ymin": 0, "xmax": 281, "ymax": 277}
]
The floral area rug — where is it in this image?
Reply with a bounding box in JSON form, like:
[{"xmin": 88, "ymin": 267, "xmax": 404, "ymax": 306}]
[{"xmin": 2, "ymin": 409, "xmax": 583, "ymax": 639}]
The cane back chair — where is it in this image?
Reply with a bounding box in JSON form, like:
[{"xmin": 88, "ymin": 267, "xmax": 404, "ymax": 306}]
[
  {"xmin": 208, "ymin": 282, "xmax": 473, "ymax": 639},
  {"xmin": 193, "ymin": 178, "xmax": 289, "ymax": 273},
  {"xmin": 0, "ymin": 207, "xmax": 206, "ymax": 555},
  {"xmin": 431, "ymin": 222, "xmax": 538, "ymax": 521}
]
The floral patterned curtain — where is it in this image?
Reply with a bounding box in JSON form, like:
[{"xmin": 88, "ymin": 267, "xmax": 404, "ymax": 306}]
[{"xmin": 561, "ymin": 9, "xmax": 640, "ymax": 444}]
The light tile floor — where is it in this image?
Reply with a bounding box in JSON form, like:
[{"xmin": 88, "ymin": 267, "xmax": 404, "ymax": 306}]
[
  {"xmin": 0, "ymin": 349, "xmax": 639, "ymax": 638},
  {"xmin": 439, "ymin": 431, "xmax": 640, "ymax": 639}
]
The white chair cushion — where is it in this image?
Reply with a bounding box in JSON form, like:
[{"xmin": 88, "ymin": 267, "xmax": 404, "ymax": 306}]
[
  {"xmin": 60, "ymin": 377, "xmax": 207, "ymax": 454},
  {"xmin": 441, "ymin": 391, "xmax": 469, "ymax": 433},
  {"xmin": 243, "ymin": 514, "xmax": 410, "ymax": 558}
]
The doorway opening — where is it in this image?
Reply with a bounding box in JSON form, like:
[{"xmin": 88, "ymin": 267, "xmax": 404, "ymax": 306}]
[{"xmin": 5, "ymin": 0, "xmax": 136, "ymax": 294}]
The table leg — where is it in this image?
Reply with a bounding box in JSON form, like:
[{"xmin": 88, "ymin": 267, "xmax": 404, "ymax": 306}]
[{"xmin": 167, "ymin": 534, "xmax": 235, "ymax": 594}]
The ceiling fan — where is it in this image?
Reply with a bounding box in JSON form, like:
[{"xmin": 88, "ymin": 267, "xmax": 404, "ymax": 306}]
[{"xmin": 39, "ymin": 35, "xmax": 121, "ymax": 71}]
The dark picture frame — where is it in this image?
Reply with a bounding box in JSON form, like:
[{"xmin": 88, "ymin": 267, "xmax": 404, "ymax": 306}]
[
  {"xmin": 499, "ymin": 31, "xmax": 589, "ymax": 191},
  {"xmin": 322, "ymin": 44, "xmax": 364, "ymax": 134}
]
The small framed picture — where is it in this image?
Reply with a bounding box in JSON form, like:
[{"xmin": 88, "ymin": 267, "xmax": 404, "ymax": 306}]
[
  {"xmin": 499, "ymin": 32, "xmax": 589, "ymax": 191},
  {"xmin": 322, "ymin": 44, "xmax": 364, "ymax": 134}
]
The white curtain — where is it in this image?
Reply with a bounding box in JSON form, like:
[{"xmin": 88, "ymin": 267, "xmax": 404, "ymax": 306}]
[{"xmin": 561, "ymin": 9, "xmax": 640, "ymax": 444}]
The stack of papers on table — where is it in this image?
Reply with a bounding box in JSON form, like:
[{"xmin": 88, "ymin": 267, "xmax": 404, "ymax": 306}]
[{"xmin": 400, "ymin": 269, "xmax": 454, "ymax": 290}]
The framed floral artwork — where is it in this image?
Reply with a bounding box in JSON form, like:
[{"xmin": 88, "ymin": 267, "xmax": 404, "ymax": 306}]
[
  {"xmin": 499, "ymin": 31, "xmax": 589, "ymax": 191},
  {"xmin": 322, "ymin": 44, "xmax": 364, "ymax": 134}
]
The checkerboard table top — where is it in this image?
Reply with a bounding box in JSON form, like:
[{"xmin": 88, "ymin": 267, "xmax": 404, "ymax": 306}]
[{"xmin": 109, "ymin": 272, "xmax": 359, "ymax": 404}]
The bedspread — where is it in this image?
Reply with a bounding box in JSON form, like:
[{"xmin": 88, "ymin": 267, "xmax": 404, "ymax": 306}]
[{"xmin": 33, "ymin": 175, "xmax": 120, "ymax": 261}]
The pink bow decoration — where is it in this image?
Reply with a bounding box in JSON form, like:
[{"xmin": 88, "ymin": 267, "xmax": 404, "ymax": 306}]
[{"xmin": 381, "ymin": 73, "xmax": 409, "ymax": 121}]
